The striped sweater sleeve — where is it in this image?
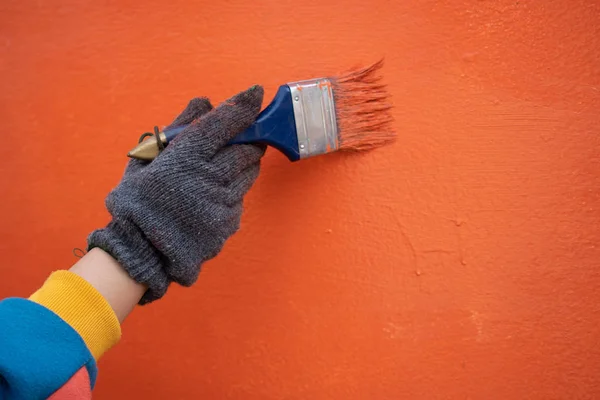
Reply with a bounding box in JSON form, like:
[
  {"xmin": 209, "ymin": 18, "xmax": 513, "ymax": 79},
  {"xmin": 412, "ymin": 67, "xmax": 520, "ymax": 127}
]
[{"xmin": 0, "ymin": 271, "xmax": 121, "ymax": 399}]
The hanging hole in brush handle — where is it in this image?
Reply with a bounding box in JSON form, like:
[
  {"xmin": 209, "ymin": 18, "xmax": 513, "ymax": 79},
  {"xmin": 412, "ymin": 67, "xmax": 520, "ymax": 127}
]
[{"xmin": 163, "ymin": 85, "xmax": 301, "ymax": 161}]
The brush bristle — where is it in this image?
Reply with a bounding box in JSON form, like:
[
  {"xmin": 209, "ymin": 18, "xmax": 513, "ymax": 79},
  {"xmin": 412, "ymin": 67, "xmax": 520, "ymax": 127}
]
[{"xmin": 330, "ymin": 59, "xmax": 395, "ymax": 151}]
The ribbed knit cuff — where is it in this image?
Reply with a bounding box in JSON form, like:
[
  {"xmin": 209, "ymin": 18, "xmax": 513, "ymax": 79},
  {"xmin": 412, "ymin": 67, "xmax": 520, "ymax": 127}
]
[
  {"xmin": 88, "ymin": 219, "xmax": 169, "ymax": 304},
  {"xmin": 29, "ymin": 270, "xmax": 121, "ymax": 360}
]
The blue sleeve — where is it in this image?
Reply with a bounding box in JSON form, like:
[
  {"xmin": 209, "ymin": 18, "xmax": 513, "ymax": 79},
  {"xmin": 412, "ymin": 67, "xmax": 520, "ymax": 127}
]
[{"xmin": 0, "ymin": 298, "xmax": 97, "ymax": 400}]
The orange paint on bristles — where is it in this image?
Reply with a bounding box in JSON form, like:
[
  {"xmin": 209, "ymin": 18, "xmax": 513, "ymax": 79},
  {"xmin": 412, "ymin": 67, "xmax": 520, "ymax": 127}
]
[{"xmin": 330, "ymin": 59, "xmax": 395, "ymax": 151}]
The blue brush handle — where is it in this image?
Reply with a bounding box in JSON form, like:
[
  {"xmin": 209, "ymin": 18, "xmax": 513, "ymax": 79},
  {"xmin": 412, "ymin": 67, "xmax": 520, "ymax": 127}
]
[{"xmin": 163, "ymin": 85, "xmax": 300, "ymax": 161}]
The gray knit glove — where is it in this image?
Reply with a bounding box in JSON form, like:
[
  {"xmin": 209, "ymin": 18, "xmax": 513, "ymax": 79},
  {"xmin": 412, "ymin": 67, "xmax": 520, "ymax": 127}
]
[{"xmin": 88, "ymin": 86, "xmax": 265, "ymax": 304}]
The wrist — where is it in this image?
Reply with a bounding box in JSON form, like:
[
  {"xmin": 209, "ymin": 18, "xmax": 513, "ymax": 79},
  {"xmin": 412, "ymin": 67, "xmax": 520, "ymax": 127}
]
[
  {"xmin": 70, "ymin": 248, "xmax": 147, "ymax": 323},
  {"xmin": 88, "ymin": 219, "xmax": 169, "ymax": 304}
]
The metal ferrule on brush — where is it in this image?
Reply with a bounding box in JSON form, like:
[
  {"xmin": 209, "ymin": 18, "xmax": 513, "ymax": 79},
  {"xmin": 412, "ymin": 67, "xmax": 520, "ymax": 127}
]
[{"xmin": 287, "ymin": 78, "xmax": 339, "ymax": 159}]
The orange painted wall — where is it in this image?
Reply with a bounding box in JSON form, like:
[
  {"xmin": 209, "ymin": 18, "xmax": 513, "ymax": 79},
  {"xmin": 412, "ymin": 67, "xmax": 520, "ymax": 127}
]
[{"xmin": 1, "ymin": 0, "xmax": 600, "ymax": 398}]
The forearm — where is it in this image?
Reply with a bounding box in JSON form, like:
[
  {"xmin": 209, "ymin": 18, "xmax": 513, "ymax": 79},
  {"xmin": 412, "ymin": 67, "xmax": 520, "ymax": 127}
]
[{"xmin": 0, "ymin": 250, "xmax": 138, "ymax": 399}]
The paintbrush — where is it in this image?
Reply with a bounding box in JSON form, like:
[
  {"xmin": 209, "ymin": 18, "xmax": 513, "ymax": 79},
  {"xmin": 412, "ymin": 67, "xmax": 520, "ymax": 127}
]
[{"xmin": 127, "ymin": 60, "xmax": 394, "ymax": 161}]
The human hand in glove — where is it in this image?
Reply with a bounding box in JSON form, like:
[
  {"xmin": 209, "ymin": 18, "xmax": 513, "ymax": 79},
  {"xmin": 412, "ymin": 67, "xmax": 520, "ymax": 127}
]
[{"xmin": 88, "ymin": 86, "xmax": 265, "ymax": 304}]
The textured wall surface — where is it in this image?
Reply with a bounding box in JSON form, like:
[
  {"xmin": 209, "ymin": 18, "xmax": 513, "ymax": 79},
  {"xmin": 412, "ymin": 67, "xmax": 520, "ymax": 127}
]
[{"xmin": 1, "ymin": 0, "xmax": 599, "ymax": 398}]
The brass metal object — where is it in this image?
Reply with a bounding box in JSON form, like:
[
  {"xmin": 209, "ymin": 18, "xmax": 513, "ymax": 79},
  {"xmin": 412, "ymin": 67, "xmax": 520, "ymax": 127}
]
[{"xmin": 127, "ymin": 131, "xmax": 168, "ymax": 160}]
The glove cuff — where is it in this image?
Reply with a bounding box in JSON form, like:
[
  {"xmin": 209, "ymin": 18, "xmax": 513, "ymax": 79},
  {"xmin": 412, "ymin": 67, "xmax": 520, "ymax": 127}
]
[{"xmin": 87, "ymin": 219, "xmax": 169, "ymax": 304}]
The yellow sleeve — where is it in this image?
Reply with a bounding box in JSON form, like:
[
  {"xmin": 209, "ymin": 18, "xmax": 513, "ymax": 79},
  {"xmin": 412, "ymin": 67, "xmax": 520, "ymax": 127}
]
[{"xmin": 29, "ymin": 270, "xmax": 121, "ymax": 360}]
